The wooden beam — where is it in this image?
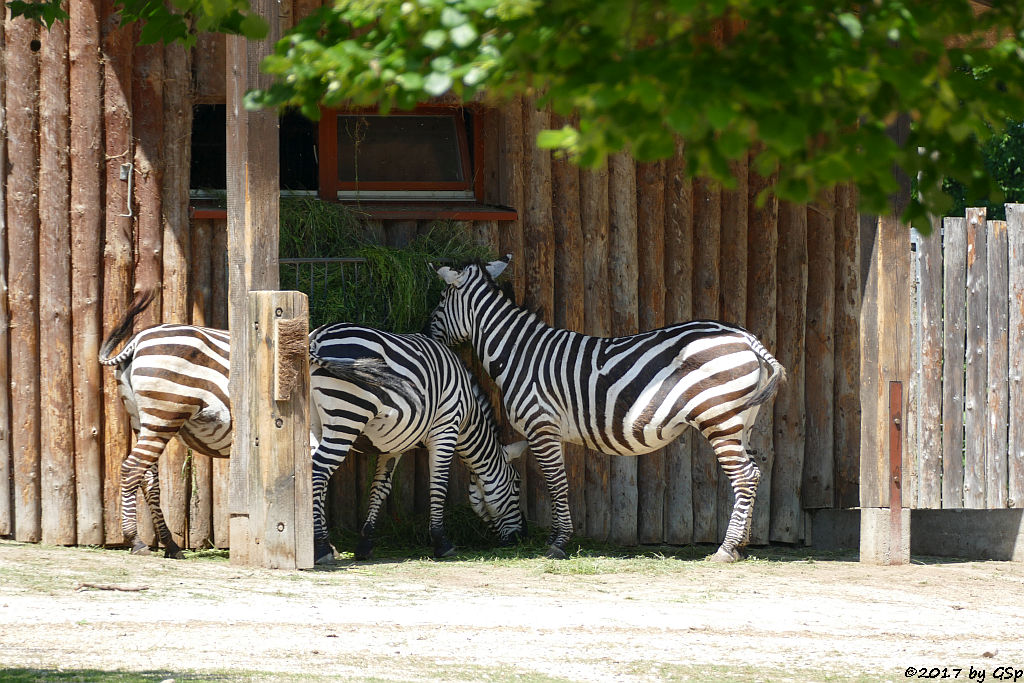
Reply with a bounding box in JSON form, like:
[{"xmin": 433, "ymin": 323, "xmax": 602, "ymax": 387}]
[
  {"xmin": 915, "ymin": 216, "xmax": 943, "ymax": 508},
  {"xmin": 0, "ymin": 3, "xmax": 10, "ymax": 537},
  {"xmin": 189, "ymin": 219, "xmax": 214, "ymax": 547},
  {"xmin": 663, "ymin": 140, "xmax": 694, "ymax": 545},
  {"xmin": 964, "ymin": 207, "xmax": 987, "ymax": 507},
  {"xmin": 70, "ymin": 0, "xmax": 106, "ymax": 546},
  {"xmin": 833, "ymin": 184, "xmax": 861, "ymax": 510},
  {"xmin": 226, "ymin": 0, "xmax": 283, "ymax": 564},
  {"xmin": 6, "ymin": 11, "xmax": 42, "ymax": 542},
  {"xmin": 1007, "ymin": 204, "xmax": 1024, "ymax": 509},
  {"xmin": 941, "ymin": 216, "xmax": 967, "ymax": 508},
  {"xmin": 39, "ymin": 15, "xmax": 76, "ymax": 545}
]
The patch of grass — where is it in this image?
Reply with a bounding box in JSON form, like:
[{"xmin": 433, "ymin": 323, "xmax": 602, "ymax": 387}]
[{"xmin": 625, "ymin": 661, "xmax": 889, "ymax": 682}]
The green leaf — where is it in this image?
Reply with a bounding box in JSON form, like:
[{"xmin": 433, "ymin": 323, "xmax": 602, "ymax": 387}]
[
  {"xmin": 450, "ymin": 23, "xmax": 479, "ymax": 48},
  {"xmin": 422, "ymin": 29, "xmax": 448, "ymax": 50},
  {"xmin": 395, "ymin": 72, "xmax": 424, "ymax": 91},
  {"xmin": 424, "ymin": 72, "xmax": 453, "ymax": 95},
  {"xmin": 837, "ymin": 13, "xmax": 862, "ymax": 40}
]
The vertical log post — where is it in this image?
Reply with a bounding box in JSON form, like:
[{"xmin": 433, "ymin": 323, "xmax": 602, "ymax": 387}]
[
  {"xmin": 71, "ymin": 0, "xmax": 106, "ymax": 545},
  {"xmin": 833, "ymin": 185, "xmax": 861, "ymax": 510},
  {"xmin": 6, "ymin": 11, "xmax": 41, "ymax": 542},
  {"xmin": 915, "ymin": 215, "xmax": 943, "ymax": 509},
  {"xmin": 859, "ymin": 215, "xmax": 911, "ymax": 564},
  {"xmin": 227, "ymin": 0, "xmax": 297, "ymax": 566},
  {"xmin": 663, "ymin": 141, "xmax": 694, "ymax": 544},
  {"xmin": 0, "ymin": 13, "xmax": 9, "ymax": 537},
  {"xmin": 771, "ymin": 202, "xmax": 807, "ymax": 543},
  {"xmin": 941, "ymin": 215, "xmax": 967, "ymax": 507},
  {"xmin": 636, "ymin": 160, "xmax": 665, "ymax": 544},
  {"xmin": 189, "ymin": 218, "xmax": 215, "ymax": 546},
  {"xmin": 551, "ymin": 115, "xmax": 586, "ymax": 530},
  {"xmin": 691, "ymin": 177, "xmax": 721, "ymax": 543},
  {"xmin": 581, "ymin": 164, "xmax": 611, "ymax": 541},
  {"xmin": 101, "ymin": 0, "xmax": 136, "ymax": 544},
  {"xmin": 39, "ymin": 15, "xmax": 76, "ymax": 545},
  {"xmin": 211, "ymin": 224, "xmax": 231, "ymax": 546},
  {"xmin": 963, "ymin": 207, "xmax": 987, "ymax": 508},
  {"xmin": 608, "ymin": 151, "xmax": 638, "ymax": 546},
  {"xmin": 1008, "ymin": 204, "xmax": 1024, "ymax": 509},
  {"xmin": 244, "ymin": 291, "xmax": 313, "ymax": 568},
  {"xmin": 985, "ymin": 218, "xmax": 1009, "ymax": 509}
]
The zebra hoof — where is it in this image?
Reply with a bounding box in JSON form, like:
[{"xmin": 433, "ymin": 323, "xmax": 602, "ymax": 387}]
[
  {"xmin": 314, "ymin": 540, "xmax": 336, "ymax": 565},
  {"xmin": 130, "ymin": 540, "xmax": 152, "ymax": 556},
  {"xmin": 433, "ymin": 541, "xmax": 457, "ymax": 559},
  {"xmin": 164, "ymin": 548, "xmax": 185, "ymax": 560},
  {"xmin": 545, "ymin": 545, "xmax": 568, "ymax": 560},
  {"xmin": 354, "ymin": 537, "xmax": 374, "ymax": 561},
  {"xmin": 709, "ymin": 547, "xmax": 743, "ymax": 563}
]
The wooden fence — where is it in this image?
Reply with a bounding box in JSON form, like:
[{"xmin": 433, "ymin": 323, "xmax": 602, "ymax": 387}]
[
  {"xmin": 906, "ymin": 204, "xmax": 1024, "ymax": 509},
  {"xmin": 2, "ymin": 7, "xmax": 863, "ymax": 550}
]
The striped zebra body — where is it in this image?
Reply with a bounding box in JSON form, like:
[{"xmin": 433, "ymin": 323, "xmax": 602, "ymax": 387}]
[
  {"xmin": 99, "ymin": 291, "xmax": 230, "ymax": 558},
  {"xmin": 310, "ymin": 323, "xmax": 526, "ymax": 562},
  {"xmin": 429, "ymin": 258, "xmax": 786, "ymax": 561}
]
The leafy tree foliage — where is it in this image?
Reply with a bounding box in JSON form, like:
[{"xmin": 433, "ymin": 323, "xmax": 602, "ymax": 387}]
[
  {"xmin": 246, "ymin": 0, "xmax": 1024, "ymax": 228},
  {"xmin": 944, "ymin": 119, "xmax": 1024, "ymax": 220}
]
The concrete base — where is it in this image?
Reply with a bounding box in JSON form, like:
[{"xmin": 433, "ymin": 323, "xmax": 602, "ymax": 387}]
[
  {"xmin": 806, "ymin": 508, "xmax": 1024, "ymax": 562},
  {"xmin": 911, "ymin": 509, "xmax": 1024, "ymax": 561},
  {"xmin": 859, "ymin": 507, "xmax": 911, "ymax": 564}
]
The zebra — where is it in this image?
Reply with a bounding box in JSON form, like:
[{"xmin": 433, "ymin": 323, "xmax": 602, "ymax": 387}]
[
  {"xmin": 100, "ymin": 291, "xmax": 526, "ymax": 562},
  {"xmin": 309, "ymin": 323, "xmax": 528, "ymax": 562},
  {"xmin": 428, "ymin": 257, "xmax": 786, "ymax": 562}
]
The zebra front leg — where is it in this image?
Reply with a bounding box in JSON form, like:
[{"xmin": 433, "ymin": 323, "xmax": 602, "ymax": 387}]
[
  {"xmin": 529, "ymin": 431, "xmax": 573, "ymax": 560},
  {"xmin": 425, "ymin": 437, "xmax": 457, "ymax": 559},
  {"xmin": 709, "ymin": 429, "xmax": 761, "ymax": 563},
  {"xmin": 142, "ymin": 462, "xmax": 184, "ymax": 559},
  {"xmin": 311, "ymin": 433, "xmax": 359, "ymax": 564},
  {"xmin": 355, "ymin": 453, "xmax": 401, "ymax": 561}
]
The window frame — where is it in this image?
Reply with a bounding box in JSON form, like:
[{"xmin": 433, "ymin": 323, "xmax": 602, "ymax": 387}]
[{"xmin": 318, "ymin": 104, "xmax": 485, "ymax": 202}]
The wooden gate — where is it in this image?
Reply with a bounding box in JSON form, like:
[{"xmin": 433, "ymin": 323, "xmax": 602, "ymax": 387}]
[{"xmin": 907, "ymin": 204, "xmax": 1024, "ymax": 509}]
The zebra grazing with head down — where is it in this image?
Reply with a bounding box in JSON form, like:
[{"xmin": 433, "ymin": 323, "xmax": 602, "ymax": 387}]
[
  {"xmin": 309, "ymin": 322, "xmax": 528, "ymax": 562},
  {"xmin": 429, "ymin": 257, "xmax": 786, "ymax": 562},
  {"xmin": 100, "ymin": 291, "xmax": 526, "ymax": 562}
]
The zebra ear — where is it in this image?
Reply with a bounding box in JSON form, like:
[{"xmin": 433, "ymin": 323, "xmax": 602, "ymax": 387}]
[
  {"xmin": 504, "ymin": 440, "xmax": 529, "ymax": 461},
  {"xmin": 485, "ymin": 255, "xmax": 511, "ymax": 280},
  {"xmin": 437, "ymin": 266, "xmax": 465, "ymax": 286}
]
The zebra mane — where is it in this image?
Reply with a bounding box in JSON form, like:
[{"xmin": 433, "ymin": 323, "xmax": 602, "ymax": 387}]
[{"xmin": 470, "ymin": 261, "xmax": 546, "ymax": 324}]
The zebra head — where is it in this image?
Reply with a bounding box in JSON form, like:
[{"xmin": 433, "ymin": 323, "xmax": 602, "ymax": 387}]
[
  {"xmin": 430, "ymin": 256, "xmax": 511, "ymax": 345},
  {"xmin": 467, "ymin": 439, "xmax": 528, "ymax": 545}
]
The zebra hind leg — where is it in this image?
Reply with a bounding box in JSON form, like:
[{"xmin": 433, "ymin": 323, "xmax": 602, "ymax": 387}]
[
  {"xmin": 708, "ymin": 427, "xmax": 761, "ymax": 563},
  {"xmin": 528, "ymin": 433, "xmax": 573, "ymax": 560},
  {"xmin": 142, "ymin": 463, "xmax": 184, "ymax": 559},
  {"xmin": 355, "ymin": 454, "xmax": 400, "ymax": 561},
  {"xmin": 425, "ymin": 439, "xmax": 457, "ymax": 559}
]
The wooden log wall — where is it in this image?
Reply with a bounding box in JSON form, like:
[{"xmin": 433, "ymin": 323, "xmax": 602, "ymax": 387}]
[{"xmin": 2, "ymin": 0, "xmax": 863, "ymax": 549}]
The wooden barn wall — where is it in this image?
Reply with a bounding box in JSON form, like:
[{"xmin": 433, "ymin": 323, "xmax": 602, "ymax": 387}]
[{"xmin": 2, "ymin": 0, "xmax": 861, "ymax": 550}]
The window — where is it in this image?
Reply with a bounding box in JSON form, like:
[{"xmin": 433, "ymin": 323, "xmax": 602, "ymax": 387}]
[{"xmin": 318, "ymin": 106, "xmax": 477, "ymax": 202}]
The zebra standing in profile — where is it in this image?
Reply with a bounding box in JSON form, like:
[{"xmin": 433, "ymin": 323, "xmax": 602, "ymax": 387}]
[
  {"xmin": 309, "ymin": 323, "xmax": 527, "ymax": 562},
  {"xmin": 428, "ymin": 257, "xmax": 786, "ymax": 562},
  {"xmin": 100, "ymin": 291, "xmax": 526, "ymax": 562}
]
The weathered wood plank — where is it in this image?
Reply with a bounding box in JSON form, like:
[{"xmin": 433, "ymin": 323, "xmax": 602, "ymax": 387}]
[
  {"xmin": 608, "ymin": 151, "xmax": 639, "ymax": 546},
  {"xmin": 225, "ymin": 0, "xmax": 282, "ymax": 564},
  {"xmin": 70, "ymin": 0, "xmax": 106, "ymax": 545},
  {"xmin": 941, "ymin": 216, "xmax": 967, "ymax": 508},
  {"xmin": 246, "ymin": 292, "xmax": 313, "ymax": 568},
  {"xmin": 0, "ymin": 12, "xmax": 9, "ymax": 537},
  {"xmin": 636, "ymin": 160, "xmax": 666, "ymax": 544},
  {"xmin": 859, "ymin": 214, "xmax": 882, "ymax": 508},
  {"xmin": 833, "ymin": 184, "xmax": 860, "ymax": 510},
  {"xmin": 523, "ymin": 100, "xmax": 555, "ymax": 527},
  {"xmin": 101, "ymin": 0, "xmax": 136, "ymax": 545},
  {"xmin": 771, "ymin": 202, "xmax": 807, "ymax": 542},
  {"xmin": 6, "ymin": 12, "xmax": 42, "ymax": 542},
  {"xmin": 691, "ymin": 177, "xmax": 721, "ymax": 543},
  {"xmin": 662, "ymin": 140, "xmax": 694, "ymax": 545},
  {"xmin": 552, "ymin": 116, "xmax": 586, "ymax": 532},
  {"xmin": 964, "ymin": 208, "xmax": 987, "ymax": 508},
  {"xmin": 916, "ymin": 216, "xmax": 944, "ymax": 508},
  {"xmin": 580, "ymin": 163, "xmax": 611, "ymax": 542},
  {"xmin": 985, "ymin": 219, "xmax": 1009, "ymax": 509},
  {"xmin": 1008, "ymin": 204, "xmax": 1024, "ymax": 509},
  {"xmin": 39, "ymin": 17, "xmax": 76, "ymax": 545},
  {"xmin": 802, "ymin": 194, "xmax": 836, "ymax": 509}
]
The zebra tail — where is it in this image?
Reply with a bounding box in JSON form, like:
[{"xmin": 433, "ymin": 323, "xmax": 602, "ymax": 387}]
[
  {"xmin": 312, "ymin": 356, "xmax": 417, "ymax": 405},
  {"xmin": 743, "ymin": 344, "xmax": 787, "ymax": 409},
  {"xmin": 98, "ymin": 289, "xmax": 157, "ymax": 366}
]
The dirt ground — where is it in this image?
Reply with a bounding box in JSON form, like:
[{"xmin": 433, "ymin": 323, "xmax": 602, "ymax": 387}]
[{"xmin": 1, "ymin": 539, "xmax": 1024, "ymax": 682}]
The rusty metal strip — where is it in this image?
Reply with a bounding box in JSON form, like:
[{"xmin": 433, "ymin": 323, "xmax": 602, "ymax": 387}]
[{"xmin": 889, "ymin": 381, "xmax": 904, "ymax": 564}]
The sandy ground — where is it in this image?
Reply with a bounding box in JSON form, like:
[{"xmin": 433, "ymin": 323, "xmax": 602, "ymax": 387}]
[{"xmin": 1, "ymin": 540, "xmax": 1024, "ymax": 681}]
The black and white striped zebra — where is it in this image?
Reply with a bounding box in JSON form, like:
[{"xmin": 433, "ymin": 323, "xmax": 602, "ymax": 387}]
[
  {"xmin": 100, "ymin": 292, "xmax": 525, "ymax": 561},
  {"xmin": 99, "ymin": 290, "xmax": 231, "ymax": 558},
  {"xmin": 428, "ymin": 257, "xmax": 786, "ymax": 561},
  {"xmin": 309, "ymin": 323, "xmax": 527, "ymax": 562}
]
